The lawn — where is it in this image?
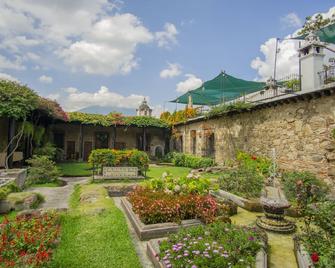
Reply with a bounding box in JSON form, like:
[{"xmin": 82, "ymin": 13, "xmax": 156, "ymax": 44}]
[
  {"xmin": 146, "ymin": 165, "xmax": 190, "ymax": 179},
  {"xmin": 50, "ymin": 184, "xmax": 141, "ymax": 268},
  {"xmin": 57, "ymin": 162, "xmax": 92, "ymax": 177}
]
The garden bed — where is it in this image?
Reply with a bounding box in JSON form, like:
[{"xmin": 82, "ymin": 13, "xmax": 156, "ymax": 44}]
[
  {"xmin": 146, "ymin": 223, "xmax": 268, "ymax": 268},
  {"xmin": 121, "ymin": 197, "xmax": 202, "ymax": 240}
]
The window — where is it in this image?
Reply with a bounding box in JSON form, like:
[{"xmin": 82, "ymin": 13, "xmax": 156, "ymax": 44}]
[{"xmin": 95, "ymin": 132, "xmax": 109, "ymax": 149}]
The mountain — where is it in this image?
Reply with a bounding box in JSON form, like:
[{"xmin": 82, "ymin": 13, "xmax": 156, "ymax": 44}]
[{"xmin": 77, "ymin": 106, "xmax": 136, "ymax": 116}]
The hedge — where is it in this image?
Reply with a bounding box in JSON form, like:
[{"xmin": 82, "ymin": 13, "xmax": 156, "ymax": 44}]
[
  {"xmin": 166, "ymin": 152, "xmax": 214, "ymax": 169},
  {"xmin": 88, "ymin": 149, "xmax": 149, "ymax": 174}
]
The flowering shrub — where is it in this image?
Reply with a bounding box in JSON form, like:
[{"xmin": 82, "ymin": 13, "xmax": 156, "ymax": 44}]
[
  {"xmin": 0, "ymin": 212, "xmax": 60, "ymax": 267},
  {"xmin": 166, "ymin": 152, "xmax": 214, "ymax": 169},
  {"xmin": 296, "ymin": 201, "xmax": 335, "ymax": 267},
  {"xmin": 236, "ymin": 151, "xmax": 271, "ymax": 176},
  {"xmin": 281, "ymin": 171, "xmax": 329, "ymax": 210},
  {"xmin": 128, "ymin": 187, "xmax": 226, "ymax": 224},
  {"xmin": 88, "ymin": 149, "xmax": 149, "ymax": 174},
  {"xmin": 158, "ymin": 222, "xmax": 265, "ymax": 268},
  {"xmin": 144, "ymin": 172, "xmax": 213, "ymax": 195},
  {"xmin": 218, "ymin": 166, "xmax": 264, "ymax": 198}
]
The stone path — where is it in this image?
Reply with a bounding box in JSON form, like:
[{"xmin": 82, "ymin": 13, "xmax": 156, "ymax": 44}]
[{"xmin": 26, "ymin": 177, "xmax": 89, "ymax": 209}]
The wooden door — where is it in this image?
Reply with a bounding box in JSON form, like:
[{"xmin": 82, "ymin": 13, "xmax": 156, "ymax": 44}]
[
  {"xmin": 66, "ymin": 141, "xmax": 75, "ymax": 160},
  {"xmin": 83, "ymin": 141, "xmax": 92, "ymax": 161}
]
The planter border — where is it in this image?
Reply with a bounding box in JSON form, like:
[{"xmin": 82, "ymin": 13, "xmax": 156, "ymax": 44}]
[
  {"xmin": 294, "ymin": 239, "xmax": 314, "ymax": 268},
  {"xmin": 120, "ymin": 197, "xmax": 202, "ymax": 240},
  {"xmin": 147, "ymin": 238, "xmax": 268, "ymax": 268}
]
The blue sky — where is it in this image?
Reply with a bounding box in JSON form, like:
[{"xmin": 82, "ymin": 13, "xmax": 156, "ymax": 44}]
[{"xmin": 0, "ymin": 1, "xmax": 334, "ymax": 115}]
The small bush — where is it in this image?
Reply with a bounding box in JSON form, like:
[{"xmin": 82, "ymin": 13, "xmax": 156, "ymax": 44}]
[
  {"xmin": 88, "ymin": 149, "xmax": 149, "ymax": 174},
  {"xmin": 159, "ymin": 222, "xmax": 265, "ymax": 268},
  {"xmin": 0, "ymin": 182, "xmax": 19, "ymax": 200},
  {"xmin": 169, "ymin": 152, "xmax": 214, "ymax": 169},
  {"xmin": 128, "ymin": 187, "xmax": 227, "ymax": 224},
  {"xmin": 218, "ymin": 166, "xmax": 264, "ymax": 199},
  {"xmin": 144, "ymin": 173, "xmax": 212, "ymax": 195},
  {"xmin": 26, "ymin": 155, "xmax": 61, "ymax": 185},
  {"xmin": 33, "ymin": 142, "xmax": 58, "ymax": 159},
  {"xmin": 237, "ymin": 151, "xmax": 271, "ymax": 176},
  {"xmin": 281, "ymin": 171, "xmax": 329, "ymax": 208}
]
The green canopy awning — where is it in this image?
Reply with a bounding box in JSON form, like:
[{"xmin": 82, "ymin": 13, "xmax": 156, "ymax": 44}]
[
  {"xmin": 293, "ymin": 22, "xmax": 335, "ymax": 44},
  {"xmin": 171, "ymin": 72, "xmax": 266, "ymax": 105}
]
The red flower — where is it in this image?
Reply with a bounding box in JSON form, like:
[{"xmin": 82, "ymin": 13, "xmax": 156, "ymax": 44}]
[
  {"xmin": 251, "ymin": 155, "xmax": 257, "ymax": 160},
  {"xmin": 311, "ymin": 252, "xmax": 319, "ymax": 263}
]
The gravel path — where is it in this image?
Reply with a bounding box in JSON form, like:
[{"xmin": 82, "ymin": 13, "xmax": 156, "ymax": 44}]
[{"xmin": 26, "ymin": 177, "xmax": 89, "ymax": 209}]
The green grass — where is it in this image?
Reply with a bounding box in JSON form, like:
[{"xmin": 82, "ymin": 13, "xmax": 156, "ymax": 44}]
[
  {"xmin": 146, "ymin": 165, "xmax": 191, "ymax": 179},
  {"xmin": 50, "ymin": 184, "xmax": 141, "ymax": 268},
  {"xmin": 57, "ymin": 162, "xmax": 92, "ymax": 177},
  {"xmin": 0, "ymin": 211, "xmax": 17, "ymax": 222}
]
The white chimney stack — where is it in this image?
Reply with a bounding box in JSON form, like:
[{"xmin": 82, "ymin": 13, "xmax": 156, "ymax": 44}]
[{"xmin": 298, "ymin": 32, "xmax": 325, "ymax": 92}]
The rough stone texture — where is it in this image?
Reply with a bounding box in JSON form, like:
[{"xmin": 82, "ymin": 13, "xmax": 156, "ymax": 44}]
[
  {"xmin": 174, "ymin": 94, "xmax": 335, "ymax": 187},
  {"xmin": 0, "ymin": 192, "xmax": 40, "ymax": 214},
  {"xmin": 0, "ymin": 169, "xmax": 27, "ymax": 189}
]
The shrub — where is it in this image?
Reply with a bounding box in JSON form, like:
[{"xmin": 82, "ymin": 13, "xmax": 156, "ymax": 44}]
[
  {"xmin": 33, "ymin": 142, "xmax": 58, "ymax": 159},
  {"xmin": 26, "ymin": 155, "xmax": 61, "ymax": 185},
  {"xmin": 0, "ymin": 212, "xmax": 60, "ymax": 267},
  {"xmin": 281, "ymin": 171, "xmax": 329, "ymax": 209},
  {"xmin": 0, "ymin": 182, "xmax": 19, "ymax": 200},
  {"xmin": 88, "ymin": 149, "xmax": 149, "ymax": 174},
  {"xmin": 236, "ymin": 151, "xmax": 271, "ymax": 176},
  {"xmin": 128, "ymin": 187, "xmax": 227, "ymax": 224},
  {"xmin": 144, "ymin": 173, "xmax": 212, "ymax": 195},
  {"xmin": 297, "ymin": 201, "xmax": 335, "ymax": 267},
  {"xmin": 169, "ymin": 152, "xmax": 214, "ymax": 169},
  {"xmin": 218, "ymin": 166, "xmax": 264, "ymax": 199},
  {"xmin": 159, "ymin": 222, "xmax": 265, "ymax": 268}
]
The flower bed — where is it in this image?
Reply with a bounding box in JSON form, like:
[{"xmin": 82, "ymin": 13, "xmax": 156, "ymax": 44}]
[
  {"xmin": 148, "ymin": 222, "xmax": 267, "ymax": 268},
  {"xmin": 88, "ymin": 149, "xmax": 149, "ymax": 174},
  {"xmin": 128, "ymin": 187, "xmax": 224, "ymax": 224},
  {"xmin": 0, "ymin": 212, "xmax": 60, "ymax": 267}
]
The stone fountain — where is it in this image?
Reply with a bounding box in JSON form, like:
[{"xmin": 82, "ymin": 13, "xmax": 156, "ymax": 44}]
[{"xmin": 256, "ymin": 149, "xmax": 296, "ymax": 233}]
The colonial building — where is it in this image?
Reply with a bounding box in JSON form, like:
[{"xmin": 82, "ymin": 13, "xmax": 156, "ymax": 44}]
[{"xmin": 136, "ymin": 98, "xmax": 152, "ymax": 117}]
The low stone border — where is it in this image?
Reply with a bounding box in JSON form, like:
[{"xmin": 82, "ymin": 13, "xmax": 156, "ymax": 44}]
[
  {"xmin": 106, "ymin": 184, "xmax": 137, "ymax": 197},
  {"xmin": 294, "ymin": 239, "xmax": 314, "ymax": 268},
  {"xmin": 0, "ymin": 169, "xmax": 27, "ymax": 189},
  {"xmin": 147, "ymin": 238, "xmax": 268, "ymax": 268},
  {"xmin": 120, "ymin": 197, "xmax": 202, "ymax": 240},
  {"xmin": 211, "ymin": 190, "xmax": 263, "ymax": 212}
]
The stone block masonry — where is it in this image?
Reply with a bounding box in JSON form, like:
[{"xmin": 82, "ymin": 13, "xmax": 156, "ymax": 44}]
[{"xmin": 174, "ymin": 88, "xmax": 335, "ymax": 187}]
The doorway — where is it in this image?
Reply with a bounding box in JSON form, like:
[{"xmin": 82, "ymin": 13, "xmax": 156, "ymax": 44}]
[{"xmin": 83, "ymin": 141, "xmax": 92, "ymax": 161}]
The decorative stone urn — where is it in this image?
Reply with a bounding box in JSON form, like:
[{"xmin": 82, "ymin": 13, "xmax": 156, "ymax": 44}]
[{"xmin": 256, "ymin": 181, "xmax": 296, "ymax": 233}]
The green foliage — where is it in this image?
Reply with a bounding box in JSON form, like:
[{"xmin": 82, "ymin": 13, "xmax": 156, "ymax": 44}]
[
  {"xmin": 144, "ymin": 172, "xmax": 212, "ymax": 195},
  {"xmin": 68, "ymin": 111, "xmax": 169, "ymax": 128},
  {"xmin": 332, "ymin": 129, "xmax": 335, "ymax": 139},
  {"xmin": 298, "ymin": 201, "xmax": 335, "ymax": 268},
  {"xmin": 159, "ymin": 222, "xmax": 264, "ymax": 268},
  {"xmin": 57, "ymin": 162, "xmax": 92, "ymax": 177},
  {"xmin": 218, "ymin": 166, "xmax": 264, "ymax": 198},
  {"xmin": 33, "ymin": 142, "xmax": 58, "ymax": 159},
  {"xmin": 298, "ymin": 13, "xmax": 334, "ymax": 35},
  {"xmin": 206, "ymin": 101, "xmax": 254, "ymax": 118},
  {"xmin": 236, "ymin": 151, "xmax": 271, "ymax": 176},
  {"xmin": 26, "ymin": 155, "xmax": 61, "ymax": 185},
  {"xmin": 0, "ymin": 182, "xmax": 19, "ymax": 200},
  {"xmin": 168, "ymin": 152, "xmax": 214, "ymax": 168},
  {"xmin": 160, "ymin": 108, "xmax": 199, "ymax": 126},
  {"xmin": 281, "ymin": 171, "xmax": 329, "ymax": 209},
  {"xmin": 88, "ymin": 149, "xmax": 149, "ymax": 173},
  {"xmin": 284, "ymin": 79, "xmax": 300, "ymax": 91},
  {"xmin": 0, "ymin": 80, "xmax": 39, "ymax": 119}
]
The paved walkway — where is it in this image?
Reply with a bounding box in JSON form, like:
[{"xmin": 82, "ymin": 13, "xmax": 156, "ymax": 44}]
[{"xmin": 26, "ymin": 177, "xmax": 89, "ymax": 209}]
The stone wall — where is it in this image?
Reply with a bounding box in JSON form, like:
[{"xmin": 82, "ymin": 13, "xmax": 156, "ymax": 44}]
[{"xmin": 174, "ymin": 92, "xmax": 335, "ymax": 186}]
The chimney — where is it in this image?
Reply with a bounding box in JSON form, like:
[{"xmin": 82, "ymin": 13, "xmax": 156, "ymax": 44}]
[{"xmin": 298, "ymin": 32, "xmax": 325, "ymax": 92}]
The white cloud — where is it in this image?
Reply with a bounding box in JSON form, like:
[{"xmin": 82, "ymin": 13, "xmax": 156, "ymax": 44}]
[
  {"xmin": 59, "ymin": 14, "xmax": 153, "ymax": 75},
  {"xmin": 47, "ymin": 93, "xmax": 60, "ymax": 100},
  {"xmin": 0, "ymin": 54, "xmax": 25, "ymax": 70},
  {"xmin": 252, "ymin": 7, "xmax": 335, "ymax": 81},
  {"xmin": 160, "ymin": 63, "xmax": 182, "ymax": 78},
  {"xmin": 156, "ymin": 23, "xmax": 178, "ymax": 48},
  {"xmin": 64, "ymin": 87, "xmax": 79, "ymax": 94},
  {"xmin": 39, "ymin": 75, "xmax": 53, "ymax": 84},
  {"xmin": 176, "ymin": 74, "xmax": 202, "ymax": 93},
  {"xmin": 61, "ymin": 85, "xmax": 147, "ymax": 111},
  {"xmin": 0, "ymin": 73, "xmax": 20, "ymax": 82},
  {"xmin": 280, "ymin": 13, "xmax": 302, "ymax": 29}
]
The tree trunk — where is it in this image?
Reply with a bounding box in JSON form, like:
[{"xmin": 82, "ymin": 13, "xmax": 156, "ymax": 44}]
[{"xmin": 7, "ymin": 118, "xmax": 16, "ymax": 168}]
